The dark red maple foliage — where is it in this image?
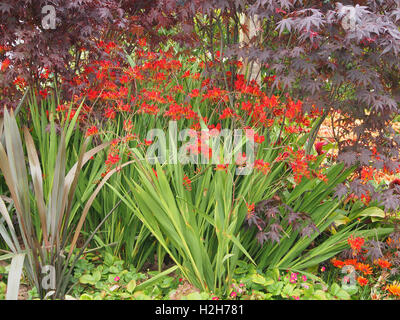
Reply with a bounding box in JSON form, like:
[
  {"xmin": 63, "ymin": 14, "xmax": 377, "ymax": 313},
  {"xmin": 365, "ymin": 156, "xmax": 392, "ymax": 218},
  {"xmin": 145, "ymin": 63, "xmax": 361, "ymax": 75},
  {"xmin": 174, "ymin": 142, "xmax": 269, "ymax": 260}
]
[{"xmin": 1, "ymin": 0, "xmax": 400, "ymax": 212}]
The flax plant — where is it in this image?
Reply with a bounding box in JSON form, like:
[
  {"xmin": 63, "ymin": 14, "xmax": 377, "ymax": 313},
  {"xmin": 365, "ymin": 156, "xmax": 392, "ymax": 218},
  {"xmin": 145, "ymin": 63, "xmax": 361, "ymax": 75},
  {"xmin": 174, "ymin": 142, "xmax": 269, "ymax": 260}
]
[{"xmin": 0, "ymin": 107, "xmax": 118, "ymax": 299}]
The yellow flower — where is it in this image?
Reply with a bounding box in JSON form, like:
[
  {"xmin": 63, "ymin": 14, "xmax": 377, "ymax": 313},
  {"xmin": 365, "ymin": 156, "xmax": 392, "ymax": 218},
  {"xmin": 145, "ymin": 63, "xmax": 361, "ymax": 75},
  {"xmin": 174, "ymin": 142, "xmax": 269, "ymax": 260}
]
[{"xmin": 386, "ymin": 281, "xmax": 400, "ymax": 297}]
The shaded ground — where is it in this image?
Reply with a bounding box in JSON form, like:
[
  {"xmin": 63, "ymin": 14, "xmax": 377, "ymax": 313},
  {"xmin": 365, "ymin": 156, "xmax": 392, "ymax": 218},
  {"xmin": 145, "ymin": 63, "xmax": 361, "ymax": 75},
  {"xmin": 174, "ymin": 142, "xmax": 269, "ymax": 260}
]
[{"xmin": 0, "ymin": 260, "xmax": 30, "ymax": 300}]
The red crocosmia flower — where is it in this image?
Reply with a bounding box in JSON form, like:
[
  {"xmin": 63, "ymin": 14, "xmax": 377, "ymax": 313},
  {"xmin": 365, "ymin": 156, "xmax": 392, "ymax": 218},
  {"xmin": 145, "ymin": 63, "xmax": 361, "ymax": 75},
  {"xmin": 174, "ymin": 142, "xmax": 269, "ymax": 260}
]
[
  {"xmin": 66, "ymin": 109, "xmax": 76, "ymax": 121},
  {"xmin": 146, "ymin": 51, "xmax": 156, "ymax": 61},
  {"xmin": 123, "ymin": 119, "xmax": 133, "ymax": 131},
  {"xmin": 262, "ymin": 95, "xmax": 279, "ymax": 109},
  {"xmin": 377, "ymin": 259, "xmax": 392, "ymax": 269},
  {"xmin": 215, "ymin": 164, "xmax": 228, "ymax": 172},
  {"xmin": 1, "ymin": 58, "xmax": 10, "ymax": 72},
  {"xmin": 314, "ymin": 141, "xmax": 327, "ymax": 155},
  {"xmin": 331, "ymin": 258, "xmax": 345, "ymax": 268},
  {"xmin": 41, "ymin": 68, "xmax": 50, "ymax": 79},
  {"xmin": 357, "ymin": 276, "xmax": 368, "ymax": 287},
  {"xmin": 181, "ymin": 70, "xmax": 191, "ymax": 78},
  {"xmin": 56, "ymin": 104, "xmax": 66, "ymax": 112},
  {"xmin": 104, "ymin": 107, "xmax": 116, "ymax": 119},
  {"xmin": 13, "ymin": 76, "xmax": 27, "ymax": 88},
  {"xmin": 86, "ymin": 125, "xmax": 98, "ymax": 137},
  {"xmin": 208, "ymin": 123, "xmax": 221, "ymax": 132},
  {"xmin": 284, "ymin": 104, "xmax": 298, "ymax": 120},
  {"xmin": 300, "ymin": 117, "xmax": 310, "ymax": 127},
  {"xmin": 202, "ymin": 87, "xmax": 229, "ymax": 102},
  {"xmin": 241, "ymin": 101, "xmax": 252, "ymax": 112},
  {"xmin": 120, "ymin": 75, "xmax": 129, "ymax": 84},
  {"xmin": 105, "ymin": 153, "xmax": 120, "ymax": 165},
  {"xmin": 246, "ymin": 202, "xmax": 255, "ymax": 213},
  {"xmin": 123, "ymin": 133, "xmax": 134, "ymax": 143},
  {"xmin": 189, "ymin": 89, "xmax": 200, "ymax": 98},
  {"xmin": 82, "ymin": 104, "xmax": 92, "ymax": 113},
  {"xmin": 104, "ymin": 41, "xmax": 117, "ymax": 54},
  {"xmin": 360, "ymin": 166, "xmax": 375, "ymax": 183},
  {"xmin": 343, "ymin": 259, "xmax": 357, "ymax": 266},
  {"xmin": 219, "ymin": 107, "xmax": 235, "ymax": 120},
  {"xmin": 111, "ymin": 138, "xmax": 120, "ymax": 147},
  {"xmin": 39, "ymin": 89, "xmax": 48, "ymax": 99},
  {"xmin": 171, "ymin": 85, "xmax": 184, "ymax": 93},
  {"xmin": 348, "ymin": 235, "xmax": 365, "ymax": 256},
  {"xmin": 87, "ymin": 89, "xmax": 99, "ymax": 100},
  {"xmin": 164, "ymin": 103, "xmax": 185, "ymax": 120},
  {"xmin": 254, "ymin": 133, "xmax": 265, "ymax": 144},
  {"xmin": 276, "ymin": 151, "xmax": 289, "ymax": 162},
  {"xmin": 290, "ymin": 159, "xmax": 310, "ymax": 184},
  {"xmin": 360, "ymin": 192, "xmax": 371, "ymax": 205},
  {"xmin": 190, "ymin": 122, "xmax": 200, "ymax": 131},
  {"xmin": 232, "ymin": 60, "xmax": 243, "ymax": 69},
  {"xmin": 254, "ymin": 159, "xmax": 271, "ymax": 175},
  {"xmin": 306, "ymin": 155, "xmax": 317, "ymax": 162},
  {"xmin": 137, "ymin": 38, "xmax": 147, "ymax": 47},
  {"xmin": 154, "ymin": 72, "xmax": 166, "ymax": 81},
  {"xmin": 119, "ymin": 104, "xmax": 131, "ymax": 112},
  {"xmin": 315, "ymin": 170, "xmax": 328, "ymax": 183},
  {"xmin": 263, "ymin": 75, "xmax": 276, "ymax": 86},
  {"xmin": 118, "ymin": 87, "xmax": 128, "ymax": 98},
  {"xmin": 285, "ymin": 125, "xmax": 300, "ymax": 134},
  {"xmin": 138, "ymin": 102, "xmax": 160, "ymax": 116},
  {"xmin": 201, "ymin": 78, "xmax": 210, "ymax": 88},
  {"xmin": 143, "ymin": 89, "xmax": 166, "ymax": 103},
  {"xmin": 183, "ymin": 175, "xmax": 192, "ymax": 191},
  {"xmin": 144, "ymin": 139, "xmax": 153, "ymax": 146}
]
